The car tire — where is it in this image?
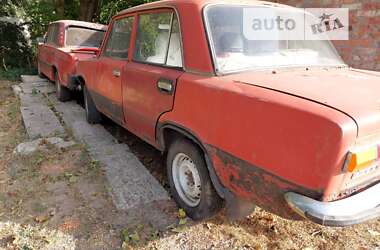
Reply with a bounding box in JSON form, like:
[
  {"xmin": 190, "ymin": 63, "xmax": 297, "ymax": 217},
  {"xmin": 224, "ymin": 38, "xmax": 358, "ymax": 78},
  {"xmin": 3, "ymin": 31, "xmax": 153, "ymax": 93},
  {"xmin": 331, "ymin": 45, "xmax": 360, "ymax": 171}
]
[
  {"xmin": 37, "ymin": 61, "xmax": 44, "ymax": 78},
  {"xmin": 84, "ymin": 85, "xmax": 102, "ymax": 124},
  {"xmin": 55, "ymin": 71, "xmax": 71, "ymax": 102},
  {"xmin": 167, "ymin": 138, "xmax": 222, "ymax": 220}
]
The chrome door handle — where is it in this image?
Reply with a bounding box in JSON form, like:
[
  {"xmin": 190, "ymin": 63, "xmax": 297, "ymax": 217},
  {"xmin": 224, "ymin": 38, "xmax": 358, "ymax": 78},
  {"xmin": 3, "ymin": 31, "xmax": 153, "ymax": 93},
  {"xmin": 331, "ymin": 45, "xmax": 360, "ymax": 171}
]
[
  {"xmin": 112, "ymin": 69, "xmax": 121, "ymax": 77},
  {"xmin": 157, "ymin": 78, "xmax": 174, "ymax": 94}
]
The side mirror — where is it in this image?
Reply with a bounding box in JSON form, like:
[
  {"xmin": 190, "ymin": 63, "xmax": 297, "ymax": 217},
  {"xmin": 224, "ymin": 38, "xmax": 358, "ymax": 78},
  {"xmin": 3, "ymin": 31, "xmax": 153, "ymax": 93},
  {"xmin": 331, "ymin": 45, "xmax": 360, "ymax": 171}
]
[{"xmin": 36, "ymin": 37, "xmax": 45, "ymax": 45}]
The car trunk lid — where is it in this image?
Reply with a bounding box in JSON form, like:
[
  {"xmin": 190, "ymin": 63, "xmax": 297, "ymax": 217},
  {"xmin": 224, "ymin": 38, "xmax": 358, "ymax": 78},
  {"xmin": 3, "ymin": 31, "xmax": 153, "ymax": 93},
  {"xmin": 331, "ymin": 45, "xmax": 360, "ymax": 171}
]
[{"xmin": 225, "ymin": 67, "xmax": 380, "ymax": 138}]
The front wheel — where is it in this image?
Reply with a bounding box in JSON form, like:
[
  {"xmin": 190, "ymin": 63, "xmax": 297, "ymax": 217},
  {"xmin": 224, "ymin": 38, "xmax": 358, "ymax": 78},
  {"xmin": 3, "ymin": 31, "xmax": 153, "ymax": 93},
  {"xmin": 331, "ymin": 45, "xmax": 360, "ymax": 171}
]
[
  {"xmin": 167, "ymin": 138, "xmax": 222, "ymax": 220},
  {"xmin": 55, "ymin": 71, "xmax": 71, "ymax": 102}
]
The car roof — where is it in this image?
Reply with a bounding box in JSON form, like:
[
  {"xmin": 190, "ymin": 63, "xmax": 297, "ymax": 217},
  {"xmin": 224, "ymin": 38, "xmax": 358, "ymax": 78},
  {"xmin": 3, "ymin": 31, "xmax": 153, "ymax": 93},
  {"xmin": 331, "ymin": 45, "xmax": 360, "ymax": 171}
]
[
  {"xmin": 117, "ymin": 0, "xmax": 293, "ymax": 16},
  {"xmin": 50, "ymin": 20, "xmax": 107, "ymax": 30}
]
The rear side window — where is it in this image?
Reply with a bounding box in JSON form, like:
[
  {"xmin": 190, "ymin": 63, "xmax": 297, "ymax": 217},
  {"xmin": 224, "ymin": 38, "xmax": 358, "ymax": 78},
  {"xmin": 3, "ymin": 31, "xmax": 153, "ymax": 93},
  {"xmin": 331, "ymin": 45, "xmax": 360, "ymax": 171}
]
[
  {"xmin": 46, "ymin": 24, "xmax": 59, "ymax": 46},
  {"xmin": 103, "ymin": 16, "xmax": 134, "ymax": 59},
  {"xmin": 133, "ymin": 11, "xmax": 182, "ymax": 68},
  {"xmin": 65, "ymin": 27, "xmax": 105, "ymax": 48}
]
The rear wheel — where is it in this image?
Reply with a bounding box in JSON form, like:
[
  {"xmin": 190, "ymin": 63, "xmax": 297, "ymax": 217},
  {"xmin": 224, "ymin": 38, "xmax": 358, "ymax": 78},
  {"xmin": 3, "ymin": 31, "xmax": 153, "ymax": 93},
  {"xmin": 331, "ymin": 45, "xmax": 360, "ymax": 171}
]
[
  {"xmin": 84, "ymin": 85, "xmax": 102, "ymax": 124},
  {"xmin": 55, "ymin": 71, "xmax": 71, "ymax": 102},
  {"xmin": 37, "ymin": 61, "xmax": 44, "ymax": 78},
  {"xmin": 167, "ymin": 138, "xmax": 222, "ymax": 220}
]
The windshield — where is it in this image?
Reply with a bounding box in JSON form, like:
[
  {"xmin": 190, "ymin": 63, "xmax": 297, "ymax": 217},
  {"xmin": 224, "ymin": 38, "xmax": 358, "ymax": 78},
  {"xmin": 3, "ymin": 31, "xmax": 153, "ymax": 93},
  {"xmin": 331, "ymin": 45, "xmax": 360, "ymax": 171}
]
[
  {"xmin": 65, "ymin": 26, "xmax": 105, "ymax": 47},
  {"xmin": 204, "ymin": 5, "xmax": 346, "ymax": 74}
]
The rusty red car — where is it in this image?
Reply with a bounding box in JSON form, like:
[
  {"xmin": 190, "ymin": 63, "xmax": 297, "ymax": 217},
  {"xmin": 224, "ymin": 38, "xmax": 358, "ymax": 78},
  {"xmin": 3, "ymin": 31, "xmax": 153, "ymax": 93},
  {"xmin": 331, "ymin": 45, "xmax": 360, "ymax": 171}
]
[
  {"xmin": 37, "ymin": 20, "xmax": 107, "ymax": 101},
  {"xmin": 74, "ymin": 0, "xmax": 380, "ymax": 227}
]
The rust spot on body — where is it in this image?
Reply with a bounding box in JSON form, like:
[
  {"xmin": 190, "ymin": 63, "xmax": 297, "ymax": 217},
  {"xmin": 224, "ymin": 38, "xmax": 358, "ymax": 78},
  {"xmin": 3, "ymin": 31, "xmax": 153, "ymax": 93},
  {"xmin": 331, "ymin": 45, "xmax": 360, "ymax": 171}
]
[{"xmin": 206, "ymin": 144, "xmax": 322, "ymax": 219}]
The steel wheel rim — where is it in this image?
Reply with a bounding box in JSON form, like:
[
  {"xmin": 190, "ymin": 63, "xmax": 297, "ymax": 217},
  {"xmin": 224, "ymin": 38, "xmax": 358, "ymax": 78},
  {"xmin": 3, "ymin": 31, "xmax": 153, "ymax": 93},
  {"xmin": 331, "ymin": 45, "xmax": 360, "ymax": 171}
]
[{"xmin": 172, "ymin": 153, "xmax": 202, "ymax": 207}]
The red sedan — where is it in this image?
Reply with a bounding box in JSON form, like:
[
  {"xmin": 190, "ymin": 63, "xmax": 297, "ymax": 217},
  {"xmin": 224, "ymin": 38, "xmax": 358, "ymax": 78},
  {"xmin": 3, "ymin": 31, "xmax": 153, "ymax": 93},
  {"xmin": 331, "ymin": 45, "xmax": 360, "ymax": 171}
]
[
  {"xmin": 38, "ymin": 20, "xmax": 106, "ymax": 101},
  {"xmin": 75, "ymin": 0, "xmax": 380, "ymax": 226}
]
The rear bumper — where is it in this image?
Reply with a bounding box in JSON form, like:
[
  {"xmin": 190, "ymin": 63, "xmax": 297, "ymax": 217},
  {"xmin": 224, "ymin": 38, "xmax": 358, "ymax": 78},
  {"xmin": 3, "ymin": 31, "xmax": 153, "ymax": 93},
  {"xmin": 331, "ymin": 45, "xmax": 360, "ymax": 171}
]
[{"xmin": 285, "ymin": 182, "xmax": 380, "ymax": 227}]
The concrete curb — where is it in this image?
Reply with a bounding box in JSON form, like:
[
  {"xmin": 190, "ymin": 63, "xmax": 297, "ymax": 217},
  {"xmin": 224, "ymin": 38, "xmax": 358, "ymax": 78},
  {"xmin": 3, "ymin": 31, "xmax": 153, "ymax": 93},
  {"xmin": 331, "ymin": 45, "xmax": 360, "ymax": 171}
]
[
  {"xmin": 17, "ymin": 76, "xmax": 64, "ymax": 139},
  {"xmin": 49, "ymin": 97, "xmax": 171, "ymax": 210}
]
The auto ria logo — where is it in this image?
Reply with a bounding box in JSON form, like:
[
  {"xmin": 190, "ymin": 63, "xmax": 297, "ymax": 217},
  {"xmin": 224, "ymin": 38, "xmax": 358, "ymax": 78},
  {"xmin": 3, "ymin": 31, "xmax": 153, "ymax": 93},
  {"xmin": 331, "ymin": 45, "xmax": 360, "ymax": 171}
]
[
  {"xmin": 243, "ymin": 8, "xmax": 349, "ymax": 41},
  {"xmin": 311, "ymin": 12, "xmax": 345, "ymax": 35}
]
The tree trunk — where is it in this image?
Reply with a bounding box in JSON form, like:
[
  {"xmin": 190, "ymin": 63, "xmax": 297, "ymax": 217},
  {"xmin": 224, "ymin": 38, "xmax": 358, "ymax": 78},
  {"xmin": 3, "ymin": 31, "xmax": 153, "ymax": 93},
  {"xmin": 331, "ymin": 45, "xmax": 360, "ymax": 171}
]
[
  {"xmin": 79, "ymin": 0, "xmax": 99, "ymax": 21},
  {"xmin": 55, "ymin": 0, "xmax": 65, "ymax": 18}
]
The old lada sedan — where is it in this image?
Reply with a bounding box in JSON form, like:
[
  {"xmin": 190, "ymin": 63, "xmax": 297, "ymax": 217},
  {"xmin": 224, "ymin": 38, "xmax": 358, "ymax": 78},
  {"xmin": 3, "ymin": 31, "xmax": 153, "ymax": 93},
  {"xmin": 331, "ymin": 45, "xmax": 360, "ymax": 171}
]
[
  {"xmin": 38, "ymin": 20, "xmax": 106, "ymax": 101},
  {"xmin": 75, "ymin": 0, "xmax": 380, "ymax": 226}
]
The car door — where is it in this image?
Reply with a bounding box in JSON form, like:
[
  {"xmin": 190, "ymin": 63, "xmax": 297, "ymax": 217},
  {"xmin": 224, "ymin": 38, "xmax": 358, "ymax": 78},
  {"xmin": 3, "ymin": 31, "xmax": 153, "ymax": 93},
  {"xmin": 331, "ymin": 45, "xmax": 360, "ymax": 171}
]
[
  {"xmin": 43, "ymin": 23, "xmax": 59, "ymax": 80},
  {"xmin": 92, "ymin": 16, "xmax": 135, "ymax": 125},
  {"xmin": 123, "ymin": 10, "xmax": 184, "ymax": 145},
  {"xmin": 38, "ymin": 24, "xmax": 55, "ymax": 78}
]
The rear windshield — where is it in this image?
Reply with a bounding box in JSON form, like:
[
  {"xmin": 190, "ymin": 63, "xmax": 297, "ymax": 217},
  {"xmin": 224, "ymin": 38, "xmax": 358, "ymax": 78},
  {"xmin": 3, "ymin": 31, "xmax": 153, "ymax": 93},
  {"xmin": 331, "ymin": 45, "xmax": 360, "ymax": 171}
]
[
  {"xmin": 65, "ymin": 26, "xmax": 105, "ymax": 48},
  {"xmin": 204, "ymin": 5, "xmax": 345, "ymax": 73}
]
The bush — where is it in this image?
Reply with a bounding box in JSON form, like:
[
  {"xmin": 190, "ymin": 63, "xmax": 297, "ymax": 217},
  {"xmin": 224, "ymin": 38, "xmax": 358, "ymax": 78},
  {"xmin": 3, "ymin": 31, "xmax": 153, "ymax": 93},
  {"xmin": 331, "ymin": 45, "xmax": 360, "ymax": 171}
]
[
  {"xmin": 0, "ymin": 67, "xmax": 37, "ymax": 81},
  {"xmin": 99, "ymin": 0, "xmax": 154, "ymax": 24},
  {"xmin": 0, "ymin": 21, "xmax": 34, "ymax": 70}
]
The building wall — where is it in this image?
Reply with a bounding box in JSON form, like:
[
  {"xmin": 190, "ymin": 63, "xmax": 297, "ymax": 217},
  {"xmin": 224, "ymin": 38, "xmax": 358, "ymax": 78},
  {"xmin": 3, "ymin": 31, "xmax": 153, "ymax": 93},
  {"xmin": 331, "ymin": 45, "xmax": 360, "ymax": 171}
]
[{"xmin": 272, "ymin": 0, "xmax": 380, "ymax": 71}]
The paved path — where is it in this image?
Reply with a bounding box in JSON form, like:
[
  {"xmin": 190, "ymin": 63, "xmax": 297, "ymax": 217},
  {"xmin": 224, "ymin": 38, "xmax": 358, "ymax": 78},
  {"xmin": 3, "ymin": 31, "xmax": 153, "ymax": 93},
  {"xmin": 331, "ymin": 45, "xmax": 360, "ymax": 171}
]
[
  {"xmin": 18, "ymin": 76, "xmax": 64, "ymax": 139},
  {"xmin": 18, "ymin": 75, "xmax": 171, "ymax": 212}
]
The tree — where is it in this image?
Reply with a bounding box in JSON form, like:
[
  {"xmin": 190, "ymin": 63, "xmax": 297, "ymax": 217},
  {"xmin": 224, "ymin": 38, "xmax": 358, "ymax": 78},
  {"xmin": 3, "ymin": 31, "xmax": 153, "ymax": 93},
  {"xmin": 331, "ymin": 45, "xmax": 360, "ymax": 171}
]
[
  {"xmin": 26, "ymin": 0, "xmax": 59, "ymax": 38},
  {"xmin": 79, "ymin": 0, "xmax": 99, "ymax": 21},
  {"xmin": 0, "ymin": 0, "xmax": 26, "ymax": 17},
  {"xmin": 0, "ymin": 21, "xmax": 33, "ymax": 69},
  {"xmin": 55, "ymin": 0, "xmax": 65, "ymax": 18},
  {"xmin": 98, "ymin": 0, "xmax": 155, "ymax": 24}
]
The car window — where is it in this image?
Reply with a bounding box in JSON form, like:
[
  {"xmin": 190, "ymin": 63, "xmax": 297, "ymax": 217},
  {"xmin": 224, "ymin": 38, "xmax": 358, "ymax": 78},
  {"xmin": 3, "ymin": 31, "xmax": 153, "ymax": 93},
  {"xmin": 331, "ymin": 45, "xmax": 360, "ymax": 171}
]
[
  {"xmin": 133, "ymin": 12, "xmax": 183, "ymax": 68},
  {"xmin": 166, "ymin": 15, "xmax": 182, "ymax": 67},
  {"xmin": 103, "ymin": 16, "xmax": 134, "ymax": 59},
  {"xmin": 46, "ymin": 24, "xmax": 57, "ymax": 45},
  {"xmin": 65, "ymin": 27, "xmax": 105, "ymax": 48}
]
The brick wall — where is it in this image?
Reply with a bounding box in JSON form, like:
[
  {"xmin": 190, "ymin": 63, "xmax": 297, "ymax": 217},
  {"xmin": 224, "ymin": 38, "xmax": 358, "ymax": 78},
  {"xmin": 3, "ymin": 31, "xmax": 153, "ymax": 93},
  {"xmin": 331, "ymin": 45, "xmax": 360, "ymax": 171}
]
[{"xmin": 272, "ymin": 0, "xmax": 380, "ymax": 71}]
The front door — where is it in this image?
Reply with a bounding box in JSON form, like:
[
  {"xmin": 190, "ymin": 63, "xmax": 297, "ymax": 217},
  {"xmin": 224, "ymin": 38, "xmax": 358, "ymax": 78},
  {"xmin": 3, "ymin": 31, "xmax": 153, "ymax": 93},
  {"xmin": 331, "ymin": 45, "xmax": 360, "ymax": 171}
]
[
  {"xmin": 94, "ymin": 16, "xmax": 135, "ymax": 125},
  {"xmin": 123, "ymin": 10, "xmax": 184, "ymax": 144}
]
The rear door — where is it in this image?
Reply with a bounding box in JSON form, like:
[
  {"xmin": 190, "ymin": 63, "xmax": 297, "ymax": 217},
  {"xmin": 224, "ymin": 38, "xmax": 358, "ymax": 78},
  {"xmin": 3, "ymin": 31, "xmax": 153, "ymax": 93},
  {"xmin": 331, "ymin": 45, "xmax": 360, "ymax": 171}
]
[
  {"xmin": 92, "ymin": 16, "xmax": 135, "ymax": 125},
  {"xmin": 123, "ymin": 10, "xmax": 184, "ymax": 144},
  {"xmin": 39, "ymin": 23, "xmax": 58, "ymax": 79}
]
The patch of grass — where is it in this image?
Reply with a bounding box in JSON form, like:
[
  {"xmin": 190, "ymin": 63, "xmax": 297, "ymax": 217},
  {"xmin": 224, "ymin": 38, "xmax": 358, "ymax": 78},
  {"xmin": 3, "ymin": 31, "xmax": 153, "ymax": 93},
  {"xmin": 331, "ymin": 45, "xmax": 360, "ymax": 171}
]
[
  {"xmin": 7, "ymin": 100, "xmax": 19, "ymax": 122},
  {"xmin": 10, "ymin": 151, "xmax": 47, "ymax": 179},
  {"xmin": 31, "ymin": 201, "xmax": 47, "ymax": 214},
  {"xmin": 0, "ymin": 68, "xmax": 37, "ymax": 81},
  {"xmin": 30, "ymin": 151, "xmax": 46, "ymax": 168}
]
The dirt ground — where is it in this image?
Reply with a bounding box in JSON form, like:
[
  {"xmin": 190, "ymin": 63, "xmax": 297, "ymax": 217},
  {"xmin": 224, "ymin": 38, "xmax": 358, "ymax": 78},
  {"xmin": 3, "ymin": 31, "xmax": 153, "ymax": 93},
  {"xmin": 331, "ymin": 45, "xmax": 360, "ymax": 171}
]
[{"xmin": 1, "ymin": 79, "xmax": 380, "ymax": 250}]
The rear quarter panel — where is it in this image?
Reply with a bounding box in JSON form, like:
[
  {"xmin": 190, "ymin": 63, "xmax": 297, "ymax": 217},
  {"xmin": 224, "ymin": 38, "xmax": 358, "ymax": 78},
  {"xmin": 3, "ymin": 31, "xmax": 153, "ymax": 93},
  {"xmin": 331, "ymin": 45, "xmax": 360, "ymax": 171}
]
[
  {"xmin": 159, "ymin": 73, "xmax": 357, "ymax": 216},
  {"xmin": 76, "ymin": 58, "xmax": 99, "ymax": 90},
  {"xmin": 54, "ymin": 49, "xmax": 99, "ymax": 87},
  {"xmin": 54, "ymin": 49, "xmax": 76, "ymax": 86}
]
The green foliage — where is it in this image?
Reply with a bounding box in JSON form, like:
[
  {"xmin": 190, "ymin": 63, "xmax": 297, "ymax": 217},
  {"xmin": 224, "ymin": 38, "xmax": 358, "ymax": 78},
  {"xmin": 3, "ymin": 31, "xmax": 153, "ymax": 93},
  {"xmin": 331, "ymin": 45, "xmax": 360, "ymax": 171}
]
[
  {"xmin": 0, "ymin": 0, "xmax": 26, "ymax": 17},
  {"xmin": 99, "ymin": 0, "xmax": 155, "ymax": 24},
  {"xmin": 26, "ymin": 0, "xmax": 59, "ymax": 39},
  {"xmin": 0, "ymin": 21, "xmax": 33, "ymax": 69},
  {"xmin": 0, "ymin": 68, "xmax": 37, "ymax": 81},
  {"xmin": 64, "ymin": 0, "xmax": 80, "ymax": 20},
  {"xmin": 24, "ymin": 0, "xmax": 150, "ymax": 39},
  {"xmin": 135, "ymin": 12, "xmax": 171, "ymax": 60}
]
